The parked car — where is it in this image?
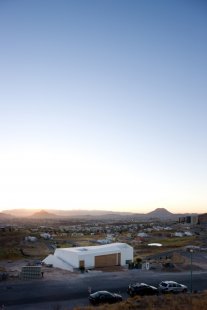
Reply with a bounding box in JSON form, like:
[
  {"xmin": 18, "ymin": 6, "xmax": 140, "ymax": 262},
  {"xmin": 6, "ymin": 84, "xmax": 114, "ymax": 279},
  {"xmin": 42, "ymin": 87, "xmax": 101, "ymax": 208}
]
[
  {"xmin": 127, "ymin": 282, "xmax": 158, "ymax": 297},
  {"xmin": 159, "ymin": 281, "xmax": 188, "ymax": 293},
  {"xmin": 89, "ymin": 290, "xmax": 122, "ymax": 305}
]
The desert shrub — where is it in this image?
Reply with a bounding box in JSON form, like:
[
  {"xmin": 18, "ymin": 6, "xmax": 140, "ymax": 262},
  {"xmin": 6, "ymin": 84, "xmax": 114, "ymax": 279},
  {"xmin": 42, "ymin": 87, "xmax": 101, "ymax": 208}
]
[{"xmin": 74, "ymin": 292, "xmax": 207, "ymax": 310}]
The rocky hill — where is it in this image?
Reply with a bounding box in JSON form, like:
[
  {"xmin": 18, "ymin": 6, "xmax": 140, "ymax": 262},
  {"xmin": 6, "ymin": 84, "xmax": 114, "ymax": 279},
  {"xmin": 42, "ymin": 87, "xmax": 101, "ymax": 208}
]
[
  {"xmin": 146, "ymin": 207, "xmax": 174, "ymax": 219},
  {"xmin": 31, "ymin": 210, "xmax": 57, "ymax": 218}
]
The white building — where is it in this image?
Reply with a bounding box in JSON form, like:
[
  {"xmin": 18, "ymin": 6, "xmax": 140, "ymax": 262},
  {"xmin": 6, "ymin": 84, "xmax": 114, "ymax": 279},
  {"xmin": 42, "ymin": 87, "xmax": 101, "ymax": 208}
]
[
  {"xmin": 25, "ymin": 236, "xmax": 37, "ymax": 242},
  {"xmin": 174, "ymin": 232, "xmax": 184, "ymax": 237},
  {"xmin": 184, "ymin": 231, "xmax": 193, "ymax": 236},
  {"xmin": 40, "ymin": 233, "xmax": 51, "ymax": 239},
  {"xmin": 96, "ymin": 239, "xmax": 110, "ymax": 244},
  {"xmin": 43, "ymin": 242, "xmax": 133, "ymax": 272},
  {"xmin": 137, "ymin": 232, "xmax": 148, "ymax": 238}
]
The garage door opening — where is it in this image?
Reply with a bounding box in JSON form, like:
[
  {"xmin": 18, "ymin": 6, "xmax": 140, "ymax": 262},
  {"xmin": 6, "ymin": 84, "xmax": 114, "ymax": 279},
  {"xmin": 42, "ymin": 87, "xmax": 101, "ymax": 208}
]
[{"xmin": 95, "ymin": 253, "xmax": 121, "ymax": 268}]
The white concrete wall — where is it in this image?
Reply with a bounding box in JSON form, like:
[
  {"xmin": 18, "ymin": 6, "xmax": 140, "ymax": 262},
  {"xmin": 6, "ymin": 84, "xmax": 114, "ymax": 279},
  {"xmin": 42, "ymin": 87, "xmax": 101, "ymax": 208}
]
[
  {"xmin": 119, "ymin": 244, "xmax": 133, "ymax": 265},
  {"xmin": 78, "ymin": 252, "xmax": 95, "ymax": 268},
  {"xmin": 42, "ymin": 254, "xmax": 73, "ymax": 271},
  {"xmin": 54, "ymin": 249, "xmax": 79, "ymax": 268}
]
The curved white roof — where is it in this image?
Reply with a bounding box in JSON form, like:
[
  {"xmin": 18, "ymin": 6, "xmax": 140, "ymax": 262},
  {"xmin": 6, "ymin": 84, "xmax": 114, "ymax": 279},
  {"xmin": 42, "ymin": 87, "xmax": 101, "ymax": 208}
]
[{"xmin": 55, "ymin": 242, "xmax": 132, "ymax": 255}]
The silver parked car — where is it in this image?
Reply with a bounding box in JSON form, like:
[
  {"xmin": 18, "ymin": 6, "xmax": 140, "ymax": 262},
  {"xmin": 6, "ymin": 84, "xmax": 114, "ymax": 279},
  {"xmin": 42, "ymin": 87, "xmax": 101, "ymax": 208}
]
[{"xmin": 159, "ymin": 281, "xmax": 188, "ymax": 293}]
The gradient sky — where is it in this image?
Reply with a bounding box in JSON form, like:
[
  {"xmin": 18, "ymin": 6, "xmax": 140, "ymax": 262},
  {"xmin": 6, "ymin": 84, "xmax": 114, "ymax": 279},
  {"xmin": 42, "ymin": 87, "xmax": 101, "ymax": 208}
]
[{"xmin": 0, "ymin": 0, "xmax": 207, "ymax": 213}]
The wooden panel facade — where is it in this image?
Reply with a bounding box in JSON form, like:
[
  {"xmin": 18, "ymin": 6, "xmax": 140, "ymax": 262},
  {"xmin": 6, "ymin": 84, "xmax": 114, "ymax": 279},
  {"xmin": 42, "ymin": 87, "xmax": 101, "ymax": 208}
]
[{"xmin": 95, "ymin": 253, "xmax": 121, "ymax": 267}]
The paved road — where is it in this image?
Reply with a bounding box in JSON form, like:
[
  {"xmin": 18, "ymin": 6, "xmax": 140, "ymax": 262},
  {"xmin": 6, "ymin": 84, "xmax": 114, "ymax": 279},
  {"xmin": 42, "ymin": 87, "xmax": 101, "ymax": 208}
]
[{"xmin": 1, "ymin": 269, "xmax": 207, "ymax": 310}]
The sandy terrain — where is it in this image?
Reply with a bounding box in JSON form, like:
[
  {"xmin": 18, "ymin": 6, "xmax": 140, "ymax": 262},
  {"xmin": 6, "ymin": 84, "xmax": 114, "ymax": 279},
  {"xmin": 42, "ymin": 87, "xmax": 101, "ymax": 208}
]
[
  {"xmin": 0, "ymin": 259, "xmax": 126, "ymax": 283},
  {"xmin": 0, "ymin": 259, "xmax": 79, "ymax": 281}
]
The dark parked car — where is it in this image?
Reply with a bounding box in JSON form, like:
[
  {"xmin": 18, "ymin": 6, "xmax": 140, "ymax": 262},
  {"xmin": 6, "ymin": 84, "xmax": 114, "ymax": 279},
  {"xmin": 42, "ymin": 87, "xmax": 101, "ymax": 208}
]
[
  {"xmin": 89, "ymin": 290, "xmax": 122, "ymax": 305},
  {"xmin": 127, "ymin": 282, "xmax": 158, "ymax": 297},
  {"xmin": 159, "ymin": 281, "xmax": 188, "ymax": 293}
]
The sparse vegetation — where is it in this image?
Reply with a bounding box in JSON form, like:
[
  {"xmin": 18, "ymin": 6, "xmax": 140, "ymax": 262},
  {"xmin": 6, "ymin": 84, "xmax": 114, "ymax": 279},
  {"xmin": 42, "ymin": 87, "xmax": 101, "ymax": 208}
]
[
  {"xmin": 74, "ymin": 293, "xmax": 207, "ymax": 310},
  {"xmin": 0, "ymin": 229, "xmax": 50, "ymax": 260},
  {"xmin": 160, "ymin": 236, "xmax": 198, "ymax": 247}
]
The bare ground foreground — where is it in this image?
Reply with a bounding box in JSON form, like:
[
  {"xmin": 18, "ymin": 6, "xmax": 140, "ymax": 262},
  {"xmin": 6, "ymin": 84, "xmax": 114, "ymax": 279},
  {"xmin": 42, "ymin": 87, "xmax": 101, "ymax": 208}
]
[
  {"xmin": 0, "ymin": 259, "xmax": 78, "ymax": 281},
  {"xmin": 0, "ymin": 259, "xmax": 128, "ymax": 282}
]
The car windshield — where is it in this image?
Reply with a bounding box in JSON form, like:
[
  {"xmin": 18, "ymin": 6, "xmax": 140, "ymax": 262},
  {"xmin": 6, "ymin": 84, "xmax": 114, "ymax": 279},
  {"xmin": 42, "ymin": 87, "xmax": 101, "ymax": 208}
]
[
  {"xmin": 92, "ymin": 291, "xmax": 110, "ymax": 297},
  {"xmin": 134, "ymin": 283, "xmax": 147, "ymax": 287},
  {"xmin": 161, "ymin": 282, "xmax": 168, "ymax": 287}
]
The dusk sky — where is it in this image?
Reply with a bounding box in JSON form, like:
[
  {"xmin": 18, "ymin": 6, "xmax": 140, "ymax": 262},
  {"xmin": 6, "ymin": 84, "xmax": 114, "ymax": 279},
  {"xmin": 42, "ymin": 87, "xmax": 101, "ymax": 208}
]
[{"xmin": 0, "ymin": 0, "xmax": 206, "ymax": 213}]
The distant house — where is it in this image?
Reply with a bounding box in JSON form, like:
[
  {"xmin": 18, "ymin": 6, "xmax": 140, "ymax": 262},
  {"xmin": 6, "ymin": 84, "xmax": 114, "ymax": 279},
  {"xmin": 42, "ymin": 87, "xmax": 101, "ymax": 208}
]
[
  {"xmin": 137, "ymin": 232, "xmax": 148, "ymax": 238},
  {"xmin": 96, "ymin": 239, "xmax": 110, "ymax": 244},
  {"xmin": 131, "ymin": 236, "xmax": 142, "ymax": 244},
  {"xmin": 97, "ymin": 234, "xmax": 115, "ymax": 244},
  {"xmin": 71, "ymin": 232, "xmax": 84, "ymax": 237},
  {"xmin": 198, "ymin": 213, "xmax": 207, "ymax": 225},
  {"xmin": 179, "ymin": 216, "xmax": 198, "ymax": 225},
  {"xmin": 25, "ymin": 236, "xmax": 37, "ymax": 242},
  {"xmin": 174, "ymin": 232, "xmax": 184, "ymax": 237},
  {"xmin": 164, "ymin": 227, "xmax": 172, "ymax": 231},
  {"xmin": 43, "ymin": 243, "xmax": 133, "ymax": 272},
  {"xmin": 184, "ymin": 231, "xmax": 193, "ymax": 236},
  {"xmin": 40, "ymin": 233, "xmax": 51, "ymax": 239},
  {"xmin": 191, "ymin": 216, "xmax": 199, "ymax": 225}
]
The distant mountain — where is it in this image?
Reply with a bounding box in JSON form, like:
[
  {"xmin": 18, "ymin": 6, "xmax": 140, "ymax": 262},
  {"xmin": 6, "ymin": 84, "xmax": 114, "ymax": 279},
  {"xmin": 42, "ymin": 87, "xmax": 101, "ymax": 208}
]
[
  {"xmin": 31, "ymin": 210, "xmax": 57, "ymax": 218},
  {"xmin": 146, "ymin": 208, "xmax": 174, "ymax": 219},
  {"xmin": 3, "ymin": 207, "xmax": 198, "ymax": 220},
  {"xmin": 54, "ymin": 209, "xmax": 129, "ymax": 217},
  {"xmin": 0, "ymin": 212, "xmax": 14, "ymax": 220},
  {"xmin": 3, "ymin": 209, "xmax": 38, "ymax": 217},
  {"xmin": 3, "ymin": 208, "xmax": 130, "ymax": 218}
]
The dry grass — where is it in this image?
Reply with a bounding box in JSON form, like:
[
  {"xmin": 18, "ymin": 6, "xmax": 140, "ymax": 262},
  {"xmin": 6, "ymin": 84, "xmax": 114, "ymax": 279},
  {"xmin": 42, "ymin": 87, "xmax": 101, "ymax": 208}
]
[
  {"xmin": 22, "ymin": 240, "xmax": 50, "ymax": 257},
  {"xmin": 160, "ymin": 236, "xmax": 198, "ymax": 248},
  {"xmin": 74, "ymin": 292, "xmax": 207, "ymax": 310}
]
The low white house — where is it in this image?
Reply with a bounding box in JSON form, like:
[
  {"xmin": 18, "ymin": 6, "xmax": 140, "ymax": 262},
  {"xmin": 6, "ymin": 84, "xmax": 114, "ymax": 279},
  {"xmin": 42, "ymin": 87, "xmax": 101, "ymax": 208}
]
[
  {"xmin": 40, "ymin": 233, "xmax": 51, "ymax": 239},
  {"xmin": 174, "ymin": 232, "xmax": 184, "ymax": 237},
  {"xmin": 43, "ymin": 242, "xmax": 133, "ymax": 272},
  {"xmin": 137, "ymin": 232, "xmax": 148, "ymax": 238},
  {"xmin": 184, "ymin": 231, "xmax": 193, "ymax": 236},
  {"xmin": 96, "ymin": 239, "xmax": 111, "ymax": 244},
  {"xmin": 25, "ymin": 236, "xmax": 37, "ymax": 242}
]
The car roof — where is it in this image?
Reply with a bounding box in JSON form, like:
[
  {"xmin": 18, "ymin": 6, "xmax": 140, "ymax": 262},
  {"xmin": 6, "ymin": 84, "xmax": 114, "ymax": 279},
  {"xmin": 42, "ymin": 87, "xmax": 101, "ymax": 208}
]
[
  {"xmin": 91, "ymin": 291, "xmax": 112, "ymax": 295},
  {"xmin": 161, "ymin": 281, "xmax": 178, "ymax": 284}
]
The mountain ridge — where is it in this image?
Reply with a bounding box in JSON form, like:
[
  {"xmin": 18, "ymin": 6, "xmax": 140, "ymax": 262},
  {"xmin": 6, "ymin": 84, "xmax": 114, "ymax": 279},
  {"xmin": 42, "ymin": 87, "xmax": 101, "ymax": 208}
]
[{"xmin": 2, "ymin": 207, "xmax": 198, "ymax": 218}]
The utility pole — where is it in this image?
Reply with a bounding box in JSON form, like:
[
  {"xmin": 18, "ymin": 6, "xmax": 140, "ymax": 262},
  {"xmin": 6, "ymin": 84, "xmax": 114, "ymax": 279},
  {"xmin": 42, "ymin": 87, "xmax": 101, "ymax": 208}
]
[{"xmin": 190, "ymin": 249, "xmax": 193, "ymax": 293}]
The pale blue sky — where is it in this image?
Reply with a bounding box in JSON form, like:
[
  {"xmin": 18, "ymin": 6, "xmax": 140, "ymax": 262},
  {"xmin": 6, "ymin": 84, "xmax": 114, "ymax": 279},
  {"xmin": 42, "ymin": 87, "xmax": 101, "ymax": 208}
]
[{"xmin": 0, "ymin": 0, "xmax": 206, "ymax": 213}]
